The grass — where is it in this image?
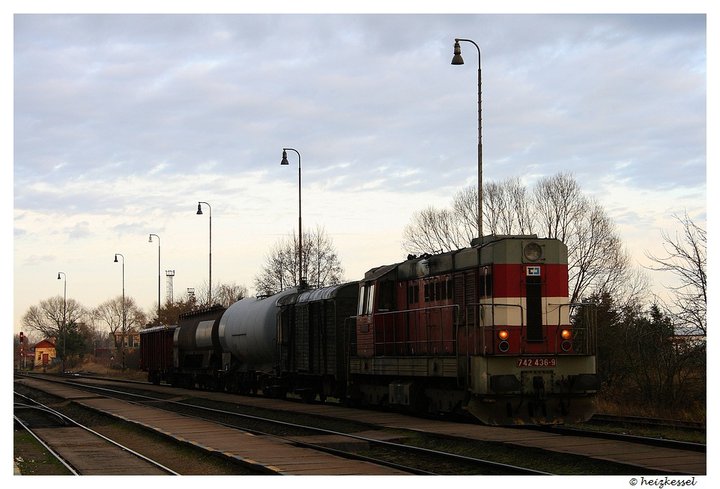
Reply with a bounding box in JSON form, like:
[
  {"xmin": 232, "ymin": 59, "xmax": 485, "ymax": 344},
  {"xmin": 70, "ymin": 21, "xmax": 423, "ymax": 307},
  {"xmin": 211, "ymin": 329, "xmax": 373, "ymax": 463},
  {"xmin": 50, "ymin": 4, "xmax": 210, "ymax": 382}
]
[
  {"xmin": 594, "ymin": 395, "xmax": 706, "ymax": 424},
  {"xmin": 13, "ymin": 429, "xmax": 73, "ymax": 475}
]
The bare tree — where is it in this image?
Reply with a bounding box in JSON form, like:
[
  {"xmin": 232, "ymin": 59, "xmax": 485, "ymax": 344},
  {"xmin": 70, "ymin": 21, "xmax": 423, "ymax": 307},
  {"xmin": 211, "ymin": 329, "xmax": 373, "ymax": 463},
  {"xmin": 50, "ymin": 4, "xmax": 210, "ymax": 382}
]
[
  {"xmin": 452, "ymin": 185, "xmax": 481, "ymax": 244},
  {"xmin": 22, "ymin": 296, "xmax": 85, "ymax": 340},
  {"xmin": 402, "ymin": 206, "xmax": 468, "ymax": 254},
  {"xmin": 564, "ymin": 197, "xmax": 633, "ymax": 303},
  {"xmin": 92, "ymin": 296, "xmax": 147, "ymax": 350},
  {"xmin": 402, "ymin": 172, "xmax": 634, "ymax": 303},
  {"xmin": 254, "ymin": 226, "xmax": 344, "ymax": 295},
  {"xmin": 404, "ymin": 176, "xmax": 537, "ymax": 256},
  {"xmin": 645, "ymin": 212, "xmax": 707, "ymax": 335},
  {"xmin": 489, "ymin": 176, "xmax": 534, "ymax": 235},
  {"xmin": 214, "ymin": 282, "xmax": 249, "ymax": 308},
  {"xmin": 254, "ymin": 237, "xmax": 298, "ymax": 296},
  {"xmin": 22, "ymin": 296, "xmax": 87, "ymax": 369},
  {"xmin": 306, "ymin": 225, "xmax": 344, "ymax": 289},
  {"xmin": 532, "ymin": 172, "xmax": 586, "ymax": 243}
]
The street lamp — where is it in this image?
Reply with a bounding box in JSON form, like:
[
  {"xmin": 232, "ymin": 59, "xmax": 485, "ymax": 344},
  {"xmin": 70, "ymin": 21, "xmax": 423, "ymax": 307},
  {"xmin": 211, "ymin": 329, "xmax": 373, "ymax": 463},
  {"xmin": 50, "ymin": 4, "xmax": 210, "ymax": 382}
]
[
  {"xmin": 196, "ymin": 201, "xmax": 212, "ymax": 305},
  {"xmin": 113, "ymin": 253, "xmax": 126, "ymax": 369},
  {"xmin": 281, "ymin": 148, "xmax": 303, "ymax": 287},
  {"xmin": 148, "ymin": 233, "xmax": 161, "ymax": 323},
  {"xmin": 57, "ymin": 271, "xmax": 66, "ymax": 373},
  {"xmin": 452, "ymin": 37, "xmax": 483, "ymax": 241}
]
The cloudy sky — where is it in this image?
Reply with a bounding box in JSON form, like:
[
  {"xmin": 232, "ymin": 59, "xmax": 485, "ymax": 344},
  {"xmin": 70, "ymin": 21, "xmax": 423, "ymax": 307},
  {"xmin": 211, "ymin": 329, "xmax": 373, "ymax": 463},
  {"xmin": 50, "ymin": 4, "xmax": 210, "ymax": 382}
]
[{"xmin": 8, "ymin": 4, "xmax": 710, "ymax": 333}]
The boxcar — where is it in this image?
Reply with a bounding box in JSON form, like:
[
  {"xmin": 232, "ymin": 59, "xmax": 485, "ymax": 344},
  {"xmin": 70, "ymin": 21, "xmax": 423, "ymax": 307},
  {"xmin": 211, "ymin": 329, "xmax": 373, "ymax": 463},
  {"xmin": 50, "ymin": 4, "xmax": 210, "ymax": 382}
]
[
  {"xmin": 276, "ymin": 282, "xmax": 358, "ymax": 401},
  {"xmin": 139, "ymin": 325, "xmax": 176, "ymax": 384}
]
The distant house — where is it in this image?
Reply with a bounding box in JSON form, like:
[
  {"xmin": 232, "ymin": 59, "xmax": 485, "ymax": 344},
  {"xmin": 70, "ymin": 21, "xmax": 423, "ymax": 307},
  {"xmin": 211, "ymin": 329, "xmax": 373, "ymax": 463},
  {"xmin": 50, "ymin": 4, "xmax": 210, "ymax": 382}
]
[
  {"xmin": 34, "ymin": 339, "xmax": 57, "ymax": 366},
  {"xmin": 113, "ymin": 329, "xmax": 141, "ymax": 349}
]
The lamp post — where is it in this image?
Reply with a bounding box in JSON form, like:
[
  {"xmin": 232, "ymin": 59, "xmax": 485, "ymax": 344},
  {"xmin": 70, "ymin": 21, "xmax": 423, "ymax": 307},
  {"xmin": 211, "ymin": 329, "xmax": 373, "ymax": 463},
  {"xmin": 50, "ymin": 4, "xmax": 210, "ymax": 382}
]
[
  {"xmin": 280, "ymin": 148, "xmax": 303, "ymax": 287},
  {"xmin": 113, "ymin": 253, "xmax": 126, "ymax": 369},
  {"xmin": 196, "ymin": 202, "xmax": 212, "ymax": 305},
  {"xmin": 57, "ymin": 271, "xmax": 66, "ymax": 373},
  {"xmin": 148, "ymin": 233, "xmax": 161, "ymax": 323},
  {"xmin": 452, "ymin": 38, "xmax": 483, "ymax": 241}
]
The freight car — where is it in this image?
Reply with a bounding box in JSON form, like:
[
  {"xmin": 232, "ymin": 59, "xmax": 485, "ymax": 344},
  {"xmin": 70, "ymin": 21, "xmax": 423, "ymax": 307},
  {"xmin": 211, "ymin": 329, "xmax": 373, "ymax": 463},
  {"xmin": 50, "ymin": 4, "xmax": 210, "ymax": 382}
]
[
  {"xmin": 139, "ymin": 324, "xmax": 175, "ymax": 385},
  {"xmin": 140, "ymin": 234, "xmax": 598, "ymax": 425}
]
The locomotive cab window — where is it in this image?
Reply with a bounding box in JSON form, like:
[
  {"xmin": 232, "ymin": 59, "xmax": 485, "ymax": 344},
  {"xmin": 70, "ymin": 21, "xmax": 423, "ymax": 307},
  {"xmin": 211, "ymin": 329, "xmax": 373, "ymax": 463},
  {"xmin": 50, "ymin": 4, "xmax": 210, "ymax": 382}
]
[
  {"xmin": 358, "ymin": 283, "xmax": 375, "ymax": 315},
  {"xmin": 357, "ymin": 285, "xmax": 366, "ymax": 316},
  {"xmin": 378, "ymin": 280, "xmax": 395, "ymax": 311},
  {"xmin": 478, "ymin": 267, "xmax": 493, "ymax": 297},
  {"xmin": 407, "ymin": 282, "xmax": 419, "ymax": 305}
]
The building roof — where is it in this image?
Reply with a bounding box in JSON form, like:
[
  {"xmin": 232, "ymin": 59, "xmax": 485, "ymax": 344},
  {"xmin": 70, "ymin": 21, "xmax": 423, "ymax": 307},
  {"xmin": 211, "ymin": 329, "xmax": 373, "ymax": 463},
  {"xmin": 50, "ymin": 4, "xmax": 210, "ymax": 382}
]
[{"xmin": 34, "ymin": 339, "xmax": 56, "ymax": 349}]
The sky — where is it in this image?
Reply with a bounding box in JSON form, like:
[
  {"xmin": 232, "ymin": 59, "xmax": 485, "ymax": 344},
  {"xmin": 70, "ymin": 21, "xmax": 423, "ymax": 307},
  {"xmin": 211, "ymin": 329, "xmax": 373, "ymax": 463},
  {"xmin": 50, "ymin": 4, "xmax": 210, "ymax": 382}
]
[{"xmin": 7, "ymin": 3, "xmax": 712, "ymax": 337}]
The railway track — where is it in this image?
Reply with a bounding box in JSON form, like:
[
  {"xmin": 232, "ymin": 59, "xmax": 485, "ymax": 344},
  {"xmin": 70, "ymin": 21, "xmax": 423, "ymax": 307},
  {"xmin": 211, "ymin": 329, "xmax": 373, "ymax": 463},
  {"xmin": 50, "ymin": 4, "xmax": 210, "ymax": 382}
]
[
  {"xmin": 14, "ymin": 391, "xmax": 178, "ymax": 475},
  {"xmin": 46, "ymin": 372, "xmax": 707, "ymax": 437},
  {"xmin": 589, "ymin": 413, "xmax": 705, "ymax": 431},
  {"xmin": 536, "ymin": 423, "xmax": 706, "ymax": 453},
  {"xmin": 150, "ymin": 391, "xmax": 548, "ymax": 475},
  {"xmin": 15, "ymin": 374, "xmax": 545, "ymax": 475},
  {"xmin": 16, "ymin": 373, "xmax": 706, "ymax": 475}
]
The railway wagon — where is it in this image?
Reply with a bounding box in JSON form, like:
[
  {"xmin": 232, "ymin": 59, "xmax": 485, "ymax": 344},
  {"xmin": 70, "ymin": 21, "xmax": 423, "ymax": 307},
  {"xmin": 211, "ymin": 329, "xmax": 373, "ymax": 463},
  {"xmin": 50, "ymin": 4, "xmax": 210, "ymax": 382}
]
[
  {"xmin": 274, "ymin": 282, "xmax": 359, "ymax": 400},
  {"xmin": 173, "ymin": 305, "xmax": 226, "ymax": 389},
  {"xmin": 139, "ymin": 325, "xmax": 176, "ymax": 384},
  {"xmin": 139, "ymin": 290, "xmax": 297, "ymax": 393},
  {"xmin": 218, "ymin": 287, "xmax": 298, "ymax": 393},
  {"xmin": 140, "ymin": 306, "xmax": 227, "ymax": 388}
]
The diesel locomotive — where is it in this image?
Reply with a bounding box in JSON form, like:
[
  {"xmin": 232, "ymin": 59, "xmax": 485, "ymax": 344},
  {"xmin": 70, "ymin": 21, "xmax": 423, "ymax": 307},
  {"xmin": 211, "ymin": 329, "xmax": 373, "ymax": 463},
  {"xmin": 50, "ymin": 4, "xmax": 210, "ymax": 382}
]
[{"xmin": 141, "ymin": 234, "xmax": 599, "ymax": 425}]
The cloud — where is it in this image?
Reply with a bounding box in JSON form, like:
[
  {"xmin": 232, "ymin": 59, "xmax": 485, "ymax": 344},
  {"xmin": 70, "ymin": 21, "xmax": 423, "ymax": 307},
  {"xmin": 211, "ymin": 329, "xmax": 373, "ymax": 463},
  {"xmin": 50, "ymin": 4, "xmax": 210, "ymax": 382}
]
[
  {"xmin": 12, "ymin": 13, "xmax": 707, "ymax": 328},
  {"xmin": 66, "ymin": 221, "xmax": 91, "ymax": 240}
]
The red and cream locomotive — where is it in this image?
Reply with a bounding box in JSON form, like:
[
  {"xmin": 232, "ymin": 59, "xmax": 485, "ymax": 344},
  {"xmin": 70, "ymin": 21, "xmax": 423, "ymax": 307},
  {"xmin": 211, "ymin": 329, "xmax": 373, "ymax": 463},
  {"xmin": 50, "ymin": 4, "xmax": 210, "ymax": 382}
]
[{"xmin": 349, "ymin": 234, "xmax": 598, "ymax": 424}]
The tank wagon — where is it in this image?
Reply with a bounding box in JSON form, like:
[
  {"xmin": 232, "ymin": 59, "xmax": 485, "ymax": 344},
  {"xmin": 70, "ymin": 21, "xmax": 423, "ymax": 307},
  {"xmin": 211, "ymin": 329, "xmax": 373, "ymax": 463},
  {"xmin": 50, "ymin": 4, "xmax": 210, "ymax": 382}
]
[{"xmin": 141, "ymin": 234, "xmax": 598, "ymax": 425}]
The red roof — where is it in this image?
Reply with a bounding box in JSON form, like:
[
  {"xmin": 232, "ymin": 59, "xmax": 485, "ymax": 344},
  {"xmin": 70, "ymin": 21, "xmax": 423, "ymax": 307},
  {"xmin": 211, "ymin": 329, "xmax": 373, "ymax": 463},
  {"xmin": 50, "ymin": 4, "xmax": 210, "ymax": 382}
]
[{"xmin": 34, "ymin": 339, "xmax": 56, "ymax": 349}]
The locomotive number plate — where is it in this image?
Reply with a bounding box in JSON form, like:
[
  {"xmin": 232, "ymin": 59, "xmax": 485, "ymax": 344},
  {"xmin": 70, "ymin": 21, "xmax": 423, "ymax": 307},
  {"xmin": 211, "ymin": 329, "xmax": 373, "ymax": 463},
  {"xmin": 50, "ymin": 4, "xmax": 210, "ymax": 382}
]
[{"xmin": 516, "ymin": 358, "xmax": 557, "ymax": 368}]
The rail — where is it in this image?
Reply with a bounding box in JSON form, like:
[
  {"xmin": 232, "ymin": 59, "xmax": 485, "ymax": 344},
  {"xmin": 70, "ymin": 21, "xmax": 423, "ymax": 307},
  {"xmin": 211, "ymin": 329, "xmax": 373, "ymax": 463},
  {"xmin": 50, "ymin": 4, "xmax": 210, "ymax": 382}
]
[{"xmin": 14, "ymin": 390, "xmax": 180, "ymax": 475}]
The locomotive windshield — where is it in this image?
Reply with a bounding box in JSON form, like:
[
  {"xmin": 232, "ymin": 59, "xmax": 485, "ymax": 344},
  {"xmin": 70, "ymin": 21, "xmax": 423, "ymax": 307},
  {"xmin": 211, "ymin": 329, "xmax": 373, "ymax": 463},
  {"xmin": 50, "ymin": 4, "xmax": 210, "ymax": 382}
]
[{"xmin": 357, "ymin": 283, "xmax": 374, "ymax": 316}]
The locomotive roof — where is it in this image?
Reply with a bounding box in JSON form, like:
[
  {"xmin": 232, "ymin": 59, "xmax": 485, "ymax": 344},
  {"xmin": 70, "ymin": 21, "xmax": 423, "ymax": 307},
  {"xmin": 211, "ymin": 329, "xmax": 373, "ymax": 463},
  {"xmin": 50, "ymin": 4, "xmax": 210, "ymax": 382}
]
[
  {"xmin": 361, "ymin": 264, "xmax": 397, "ymax": 282},
  {"xmin": 361, "ymin": 234, "xmax": 558, "ymax": 283}
]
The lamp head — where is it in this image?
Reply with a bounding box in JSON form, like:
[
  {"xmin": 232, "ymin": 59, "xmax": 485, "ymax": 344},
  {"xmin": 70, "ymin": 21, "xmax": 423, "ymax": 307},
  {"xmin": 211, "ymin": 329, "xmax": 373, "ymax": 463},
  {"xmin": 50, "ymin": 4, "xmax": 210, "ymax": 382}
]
[
  {"xmin": 148, "ymin": 234, "xmax": 153, "ymax": 243},
  {"xmin": 281, "ymin": 149, "xmax": 289, "ymax": 165},
  {"xmin": 57, "ymin": 272, "xmax": 61, "ymax": 280},
  {"xmin": 451, "ymin": 40, "xmax": 465, "ymax": 65},
  {"xmin": 114, "ymin": 254, "xmax": 119, "ymax": 263},
  {"xmin": 196, "ymin": 203, "xmax": 203, "ymax": 215}
]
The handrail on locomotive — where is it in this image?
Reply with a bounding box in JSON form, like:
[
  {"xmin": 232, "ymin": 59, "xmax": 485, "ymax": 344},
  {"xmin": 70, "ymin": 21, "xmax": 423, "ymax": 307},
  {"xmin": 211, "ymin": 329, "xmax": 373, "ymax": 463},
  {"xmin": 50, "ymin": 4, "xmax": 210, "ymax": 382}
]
[{"xmin": 365, "ymin": 301, "xmax": 597, "ymax": 358}]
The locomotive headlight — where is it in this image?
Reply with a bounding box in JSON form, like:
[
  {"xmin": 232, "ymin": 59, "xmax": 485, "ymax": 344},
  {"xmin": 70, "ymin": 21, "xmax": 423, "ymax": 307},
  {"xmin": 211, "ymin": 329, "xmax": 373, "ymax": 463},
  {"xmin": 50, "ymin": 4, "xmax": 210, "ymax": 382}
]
[
  {"xmin": 498, "ymin": 330, "xmax": 510, "ymax": 352},
  {"xmin": 523, "ymin": 242, "xmax": 543, "ymax": 262},
  {"xmin": 561, "ymin": 329, "xmax": 573, "ymax": 352}
]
